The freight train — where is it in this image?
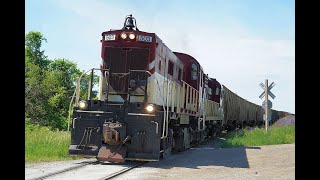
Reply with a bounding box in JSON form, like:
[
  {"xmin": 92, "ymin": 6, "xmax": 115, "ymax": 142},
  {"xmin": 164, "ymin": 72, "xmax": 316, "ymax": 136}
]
[{"xmin": 68, "ymin": 15, "xmax": 288, "ymax": 162}]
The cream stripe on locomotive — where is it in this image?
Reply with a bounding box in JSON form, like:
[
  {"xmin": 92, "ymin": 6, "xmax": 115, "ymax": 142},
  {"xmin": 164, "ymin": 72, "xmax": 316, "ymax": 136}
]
[
  {"xmin": 147, "ymin": 72, "xmax": 222, "ymax": 120},
  {"xmin": 147, "ymin": 73, "xmax": 194, "ymax": 115}
]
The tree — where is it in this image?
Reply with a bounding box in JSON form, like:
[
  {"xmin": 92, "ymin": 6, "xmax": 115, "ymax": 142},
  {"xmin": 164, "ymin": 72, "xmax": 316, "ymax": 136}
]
[
  {"xmin": 25, "ymin": 31, "xmax": 99, "ymax": 130},
  {"xmin": 45, "ymin": 59, "xmax": 82, "ymax": 129},
  {"xmin": 25, "ymin": 32, "xmax": 81, "ymax": 130},
  {"xmin": 48, "ymin": 58, "xmax": 82, "ymax": 94},
  {"xmin": 25, "ymin": 31, "xmax": 50, "ymax": 125},
  {"xmin": 25, "ymin": 31, "xmax": 51, "ymax": 69},
  {"xmin": 25, "ymin": 62, "xmax": 47, "ymax": 125}
]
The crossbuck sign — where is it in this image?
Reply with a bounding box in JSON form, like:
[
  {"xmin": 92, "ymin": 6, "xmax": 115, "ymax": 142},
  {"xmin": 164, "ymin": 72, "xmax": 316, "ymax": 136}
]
[{"xmin": 259, "ymin": 81, "xmax": 276, "ymax": 99}]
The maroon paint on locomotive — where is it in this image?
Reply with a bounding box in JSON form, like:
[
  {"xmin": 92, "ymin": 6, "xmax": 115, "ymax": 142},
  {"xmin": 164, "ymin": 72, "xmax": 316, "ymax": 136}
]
[
  {"xmin": 101, "ymin": 30, "xmax": 157, "ymax": 71},
  {"xmin": 208, "ymin": 78, "xmax": 221, "ymax": 104},
  {"xmin": 173, "ymin": 52, "xmax": 203, "ymax": 90}
]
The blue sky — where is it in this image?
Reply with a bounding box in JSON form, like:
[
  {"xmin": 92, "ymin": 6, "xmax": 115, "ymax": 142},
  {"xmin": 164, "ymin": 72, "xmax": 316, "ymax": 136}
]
[{"xmin": 26, "ymin": 0, "xmax": 295, "ymax": 113}]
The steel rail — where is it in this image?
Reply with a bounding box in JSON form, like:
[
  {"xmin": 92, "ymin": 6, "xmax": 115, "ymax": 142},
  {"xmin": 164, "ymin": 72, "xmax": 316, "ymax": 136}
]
[
  {"xmin": 99, "ymin": 162, "xmax": 147, "ymax": 180},
  {"xmin": 27, "ymin": 160, "xmax": 99, "ymax": 180}
]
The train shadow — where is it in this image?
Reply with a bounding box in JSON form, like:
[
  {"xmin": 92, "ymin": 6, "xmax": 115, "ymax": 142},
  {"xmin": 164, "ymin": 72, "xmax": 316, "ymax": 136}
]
[
  {"xmin": 147, "ymin": 146, "xmax": 261, "ymax": 169},
  {"xmin": 82, "ymin": 146, "xmax": 260, "ymax": 169}
]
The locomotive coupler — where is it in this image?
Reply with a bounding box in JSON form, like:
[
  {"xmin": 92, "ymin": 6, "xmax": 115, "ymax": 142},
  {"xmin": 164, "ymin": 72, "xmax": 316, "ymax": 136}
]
[{"xmin": 97, "ymin": 121, "xmax": 128, "ymax": 162}]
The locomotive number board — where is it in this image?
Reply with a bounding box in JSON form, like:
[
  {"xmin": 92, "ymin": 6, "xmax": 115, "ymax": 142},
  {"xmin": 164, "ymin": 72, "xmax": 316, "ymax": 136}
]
[
  {"xmin": 104, "ymin": 34, "xmax": 116, "ymax": 41},
  {"xmin": 138, "ymin": 35, "xmax": 152, "ymax": 42}
]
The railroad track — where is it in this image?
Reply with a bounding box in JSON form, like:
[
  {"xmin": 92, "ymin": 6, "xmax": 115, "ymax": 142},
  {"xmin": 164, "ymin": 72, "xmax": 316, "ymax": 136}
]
[
  {"xmin": 27, "ymin": 132, "xmax": 229, "ymax": 180},
  {"xmin": 28, "ymin": 160, "xmax": 99, "ymax": 180},
  {"xmin": 27, "ymin": 160, "xmax": 147, "ymax": 180},
  {"xmin": 27, "ymin": 134, "xmax": 226, "ymax": 180},
  {"xmin": 99, "ymin": 162, "xmax": 147, "ymax": 180}
]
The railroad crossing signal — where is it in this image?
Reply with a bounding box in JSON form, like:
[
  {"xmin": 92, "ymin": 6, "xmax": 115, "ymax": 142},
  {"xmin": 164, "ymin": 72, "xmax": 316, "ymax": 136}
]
[
  {"xmin": 259, "ymin": 82, "xmax": 276, "ymax": 99},
  {"xmin": 259, "ymin": 79, "xmax": 276, "ymax": 133}
]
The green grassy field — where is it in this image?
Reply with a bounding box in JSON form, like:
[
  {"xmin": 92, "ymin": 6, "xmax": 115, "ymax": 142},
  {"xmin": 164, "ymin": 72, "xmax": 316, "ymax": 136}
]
[
  {"xmin": 26, "ymin": 123, "xmax": 295, "ymax": 162},
  {"xmin": 219, "ymin": 125, "xmax": 295, "ymax": 148},
  {"xmin": 25, "ymin": 125, "xmax": 78, "ymax": 162}
]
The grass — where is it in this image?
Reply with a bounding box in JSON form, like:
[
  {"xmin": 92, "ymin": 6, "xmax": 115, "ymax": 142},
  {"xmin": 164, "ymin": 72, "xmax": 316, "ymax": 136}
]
[
  {"xmin": 219, "ymin": 125, "xmax": 295, "ymax": 148},
  {"xmin": 25, "ymin": 123, "xmax": 294, "ymax": 162},
  {"xmin": 25, "ymin": 124, "xmax": 79, "ymax": 163}
]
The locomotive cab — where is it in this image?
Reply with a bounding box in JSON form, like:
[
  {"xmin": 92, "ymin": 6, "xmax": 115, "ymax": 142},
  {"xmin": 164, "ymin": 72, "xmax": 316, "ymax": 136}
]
[{"xmin": 208, "ymin": 78, "xmax": 221, "ymax": 104}]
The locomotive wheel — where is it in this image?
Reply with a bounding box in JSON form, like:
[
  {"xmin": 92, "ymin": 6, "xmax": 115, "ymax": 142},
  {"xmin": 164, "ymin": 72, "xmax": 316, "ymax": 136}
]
[
  {"xmin": 212, "ymin": 130, "xmax": 217, "ymax": 137},
  {"xmin": 227, "ymin": 124, "xmax": 235, "ymax": 132}
]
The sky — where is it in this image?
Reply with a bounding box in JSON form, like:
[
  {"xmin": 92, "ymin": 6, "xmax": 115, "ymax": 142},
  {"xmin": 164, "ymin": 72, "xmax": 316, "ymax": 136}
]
[{"xmin": 26, "ymin": 0, "xmax": 295, "ymax": 114}]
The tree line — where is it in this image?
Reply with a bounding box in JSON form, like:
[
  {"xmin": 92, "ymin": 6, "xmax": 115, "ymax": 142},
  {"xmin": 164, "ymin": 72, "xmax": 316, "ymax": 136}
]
[{"xmin": 25, "ymin": 31, "xmax": 98, "ymax": 130}]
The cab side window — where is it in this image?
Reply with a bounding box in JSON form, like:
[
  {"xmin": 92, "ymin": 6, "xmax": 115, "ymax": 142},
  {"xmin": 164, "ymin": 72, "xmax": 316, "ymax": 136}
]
[
  {"xmin": 168, "ymin": 60, "xmax": 174, "ymax": 75},
  {"xmin": 208, "ymin": 87, "xmax": 212, "ymax": 95},
  {"xmin": 215, "ymin": 87, "xmax": 220, "ymax": 95},
  {"xmin": 191, "ymin": 63, "xmax": 198, "ymax": 80}
]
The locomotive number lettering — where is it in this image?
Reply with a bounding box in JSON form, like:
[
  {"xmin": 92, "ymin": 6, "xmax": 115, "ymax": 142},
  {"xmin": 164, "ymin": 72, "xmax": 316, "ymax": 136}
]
[
  {"xmin": 138, "ymin": 35, "xmax": 152, "ymax": 42},
  {"xmin": 104, "ymin": 34, "xmax": 116, "ymax": 41}
]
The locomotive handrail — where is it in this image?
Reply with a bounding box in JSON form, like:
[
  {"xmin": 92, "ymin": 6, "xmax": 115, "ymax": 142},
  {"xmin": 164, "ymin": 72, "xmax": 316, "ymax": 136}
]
[
  {"xmin": 76, "ymin": 68, "xmax": 110, "ymax": 104},
  {"xmin": 129, "ymin": 69, "xmax": 152, "ymax": 76},
  {"xmin": 68, "ymin": 89, "xmax": 77, "ymax": 132},
  {"xmin": 152, "ymin": 75, "xmax": 169, "ymax": 139},
  {"xmin": 68, "ymin": 68, "xmax": 93, "ymax": 132},
  {"xmin": 165, "ymin": 79, "xmax": 171, "ymax": 138},
  {"xmin": 67, "ymin": 68, "xmax": 109, "ymax": 132},
  {"xmin": 181, "ymin": 80, "xmax": 199, "ymax": 114}
]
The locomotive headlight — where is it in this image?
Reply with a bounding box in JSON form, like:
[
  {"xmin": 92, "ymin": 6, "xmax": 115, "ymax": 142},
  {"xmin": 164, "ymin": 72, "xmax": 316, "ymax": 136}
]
[
  {"xmin": 129, "ymin": 33, "xmax": 135, "ymax": 40},
  {"xmin": 78, "ymin": 100, "xmax": 88, "ymax": 110},
  {"xmin": 120, "ymin": 32, "xmax": 127, "ymax": 39},
  {"xmin": 145, "ymin": 104, "xmax": 155, "ymax": 113}
]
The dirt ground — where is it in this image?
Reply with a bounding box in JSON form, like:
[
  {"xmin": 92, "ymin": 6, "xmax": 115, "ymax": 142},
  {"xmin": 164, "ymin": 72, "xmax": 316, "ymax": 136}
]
[
  {"xmin": 25, "ymin": 143, "xmax": 294, "ymax": 180},
  {"xmin": 113, "ymin": 143, "xmax": 295, "ymax": 180}
]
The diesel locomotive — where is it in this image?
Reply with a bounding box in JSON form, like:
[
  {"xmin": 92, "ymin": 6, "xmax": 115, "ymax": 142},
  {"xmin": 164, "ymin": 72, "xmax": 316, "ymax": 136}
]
[{"xmin": 68, "ymin": 15, "xmax": 288, "ymax": 162}]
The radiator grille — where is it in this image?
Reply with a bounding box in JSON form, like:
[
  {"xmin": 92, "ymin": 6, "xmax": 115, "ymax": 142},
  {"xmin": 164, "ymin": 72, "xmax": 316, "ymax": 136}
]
[{"xmin": 105, "ymin": 47, "xmax": 149, "ymax": 93}]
